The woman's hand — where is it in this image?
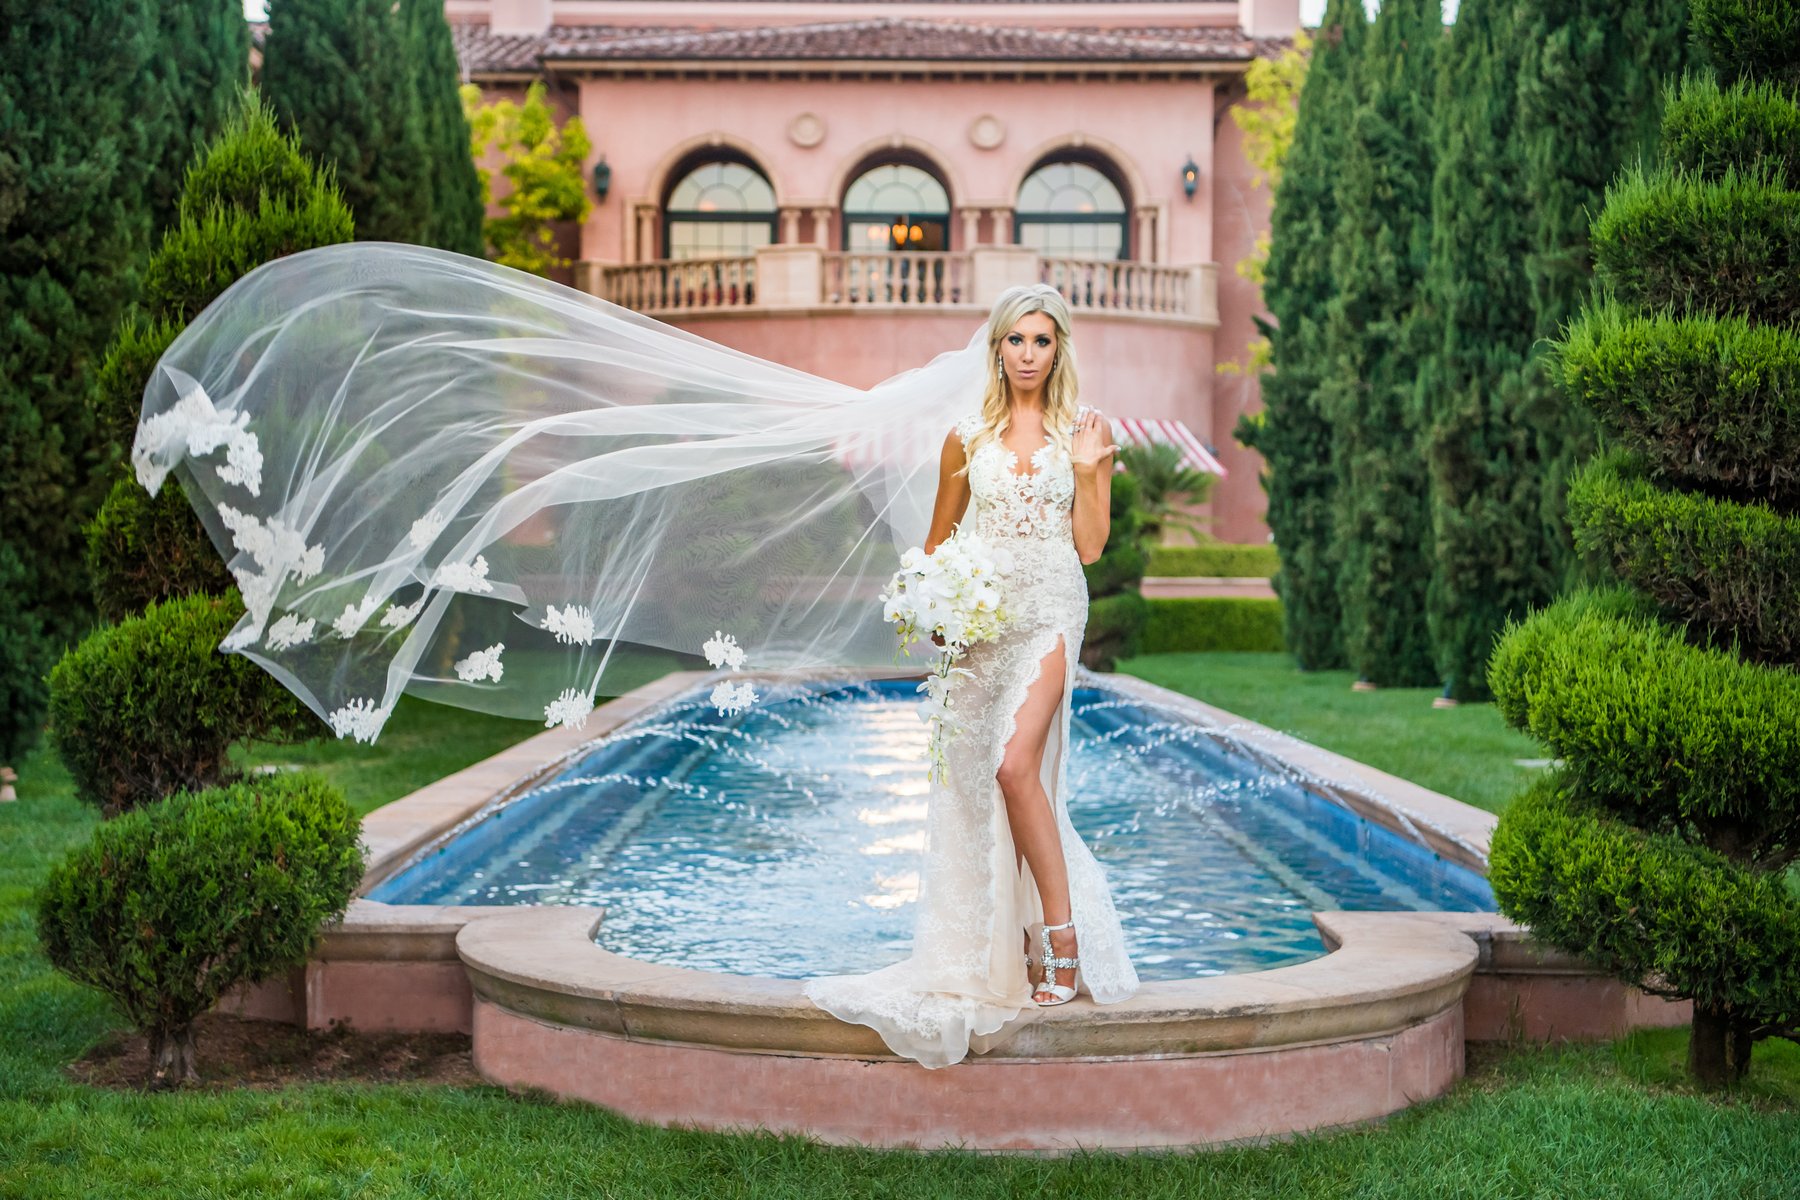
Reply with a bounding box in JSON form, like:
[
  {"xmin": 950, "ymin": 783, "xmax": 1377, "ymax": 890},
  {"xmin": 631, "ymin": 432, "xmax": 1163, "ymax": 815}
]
[{"xmin": 1069, "ymin": 408, "xmax": 1119, "ymax": 472}]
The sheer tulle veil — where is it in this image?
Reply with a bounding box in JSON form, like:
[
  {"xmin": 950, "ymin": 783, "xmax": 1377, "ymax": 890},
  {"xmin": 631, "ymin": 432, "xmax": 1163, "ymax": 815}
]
[{"xmin": 132, "ymin": 242, "xmax": 991, "ymax": 741}]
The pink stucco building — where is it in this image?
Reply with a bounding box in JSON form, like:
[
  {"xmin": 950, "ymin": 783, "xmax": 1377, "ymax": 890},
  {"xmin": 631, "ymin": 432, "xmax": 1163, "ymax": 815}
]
[{"xmin": 447, "ymin": 0, "xmax": 1296, "ymax": 543}]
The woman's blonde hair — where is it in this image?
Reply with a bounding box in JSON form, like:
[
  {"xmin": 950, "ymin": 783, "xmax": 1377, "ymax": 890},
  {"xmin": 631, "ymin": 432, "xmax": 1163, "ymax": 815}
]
[{"xmin": 959, "ymin": 283, "xmax": 1081, "ymax": 473}]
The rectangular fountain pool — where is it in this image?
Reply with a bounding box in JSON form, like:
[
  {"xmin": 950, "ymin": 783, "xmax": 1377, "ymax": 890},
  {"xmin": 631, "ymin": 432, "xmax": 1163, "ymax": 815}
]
[{"xmin": 367, "ymin": 676, "xmax": 1494, "ymax": 981}]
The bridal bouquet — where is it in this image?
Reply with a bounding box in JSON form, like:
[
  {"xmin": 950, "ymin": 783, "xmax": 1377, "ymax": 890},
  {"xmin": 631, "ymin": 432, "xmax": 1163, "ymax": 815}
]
[{"xmin": 880, "ymin": 530, "xmax": 1015, "ymax": 782}]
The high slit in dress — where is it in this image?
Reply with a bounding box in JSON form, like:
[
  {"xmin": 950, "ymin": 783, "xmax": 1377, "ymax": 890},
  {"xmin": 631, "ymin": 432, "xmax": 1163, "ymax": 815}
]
[{"xmin": 801, "ymin": 407, "xmax": 1140, "ymax": 1068}]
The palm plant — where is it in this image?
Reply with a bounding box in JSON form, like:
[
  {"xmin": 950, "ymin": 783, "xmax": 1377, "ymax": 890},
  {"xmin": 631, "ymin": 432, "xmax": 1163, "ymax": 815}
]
[{"xmin": 1116, "ymin": 441, "xmax": 1218, "ymax": 546}]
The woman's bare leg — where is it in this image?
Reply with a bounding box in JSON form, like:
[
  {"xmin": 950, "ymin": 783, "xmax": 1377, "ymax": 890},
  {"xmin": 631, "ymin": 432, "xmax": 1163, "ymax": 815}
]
[{"xmin": 996, "ymin": 635, "xmax": 1077, "ymax": 1000}]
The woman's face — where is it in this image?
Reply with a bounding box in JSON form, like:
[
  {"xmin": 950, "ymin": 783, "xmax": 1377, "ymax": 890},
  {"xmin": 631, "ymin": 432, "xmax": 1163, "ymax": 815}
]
[{"xmin": 999, "ymin": 310, "xmax": 1058, "ymax": 396}]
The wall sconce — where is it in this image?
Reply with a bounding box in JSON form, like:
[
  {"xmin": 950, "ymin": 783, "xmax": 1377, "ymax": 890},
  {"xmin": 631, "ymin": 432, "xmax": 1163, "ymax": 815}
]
[
  {"xmin": 1181, "ymin": 156, "xmax": 1199, "ymax": 199},
  {"xmin": 592, "ymin": 155, "xmax": 611, "ymax": 201}
]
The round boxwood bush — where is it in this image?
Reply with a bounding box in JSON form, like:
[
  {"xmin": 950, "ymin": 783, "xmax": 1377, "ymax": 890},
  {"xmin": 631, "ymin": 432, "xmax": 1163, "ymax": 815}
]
[
  {"xmin": 47, "ymin": 590, "xmax": 324, "ymax": 815},
  {"xmin": 35, "ymin": 772, "xmax": 363, "ymax": 1086}
]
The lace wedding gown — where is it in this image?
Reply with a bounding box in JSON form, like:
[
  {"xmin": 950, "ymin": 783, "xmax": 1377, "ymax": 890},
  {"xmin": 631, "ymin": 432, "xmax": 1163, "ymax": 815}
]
[{"xmin": 802, "ymin": 407, "xmax": 1140, "ymax": 1068}]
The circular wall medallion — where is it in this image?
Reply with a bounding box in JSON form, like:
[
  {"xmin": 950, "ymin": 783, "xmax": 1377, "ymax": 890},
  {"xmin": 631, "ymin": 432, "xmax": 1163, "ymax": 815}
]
[
  {"xmin": 968, "ymin": 114, "xmax": 1005, "ymax": 150},
  {"xmin": 788, "ymin": 112, "xmax": 825, "ymax": 148}
]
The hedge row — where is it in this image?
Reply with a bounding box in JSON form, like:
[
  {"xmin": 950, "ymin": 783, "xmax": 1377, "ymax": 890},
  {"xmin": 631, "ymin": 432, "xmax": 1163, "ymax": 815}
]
[
  {"xmin": 1590, "ymin": 163, "xmax": 1800, "ymax": 326},
  {"xmin": 1144, "ymin": 543, "xmax": 1279, "ymax": 579},
  {"xmin": 1139, "ymin": 597, "xmax": 1283, "ymax": 655},
  {"xmin": 1663, "ymin": 74, "xmax": 1800, "ymax": 187},
  {"xmin": 1488, "ymin": 771, "xmax": 1800, "ymax": 1027},
  {"xmin": 1568, "ymin": 451, "xmax": 1800, "ymax": 662},
  {"xmin": 47, "ymin": 591, "xmax": 321, "ymax": 815},
  {"xmin": 1554, "ymin": 305, "xmax": 1800, "ymax": 508},
  {"xmin": 1487, "ymin": 588, "xmax": 1799, "ymax": 855}
]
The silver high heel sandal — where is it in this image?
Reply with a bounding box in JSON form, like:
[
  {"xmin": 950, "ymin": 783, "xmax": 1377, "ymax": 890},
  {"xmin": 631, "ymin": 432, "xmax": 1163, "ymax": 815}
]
[{"xmin": 1034, "ymin": 920, "xmax": 1080, "ymax": 1007}]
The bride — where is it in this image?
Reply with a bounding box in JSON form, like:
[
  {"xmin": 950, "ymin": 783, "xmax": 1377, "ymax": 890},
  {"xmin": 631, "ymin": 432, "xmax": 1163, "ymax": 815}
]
[
  {"xmin": 802, "ymin": 285, "xmax": 1141, "ymax": 1067},
  {"xmin": 131, "ymin": 244, "xmax": 1139, "ymax": 1069}
]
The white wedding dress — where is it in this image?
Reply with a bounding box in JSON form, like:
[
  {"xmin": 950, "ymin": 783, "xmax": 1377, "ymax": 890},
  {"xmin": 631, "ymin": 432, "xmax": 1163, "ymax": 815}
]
[{"xmin": 802, "ymin": 408, "xmax": 1140, "ymax": 1068}]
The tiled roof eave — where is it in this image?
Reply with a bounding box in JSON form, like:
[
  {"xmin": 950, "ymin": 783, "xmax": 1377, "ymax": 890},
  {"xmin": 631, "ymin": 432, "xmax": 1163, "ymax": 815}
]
[{"xmin": 528, "ymin": 56, "xmax": 1254, "ymax": 76}]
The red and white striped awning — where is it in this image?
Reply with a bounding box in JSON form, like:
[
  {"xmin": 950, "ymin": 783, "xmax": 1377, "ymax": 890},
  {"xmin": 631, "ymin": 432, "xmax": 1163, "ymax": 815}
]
[{"xmin": 1113, "ymin": 417, "xmax": 1228, "ymax": 477}]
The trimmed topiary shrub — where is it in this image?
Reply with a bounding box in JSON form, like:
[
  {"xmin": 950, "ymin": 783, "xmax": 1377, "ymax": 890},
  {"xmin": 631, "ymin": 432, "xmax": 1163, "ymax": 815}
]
[
  {"xmin": 1488, "ymin": 0, "xmax": 1800, "ymax": 1088},
  {"xmin": 1488, "ymin": 587, "xmax": 1800, "ymax": 852},
  {"xmin": 1554, "ymin": 306, "xmax": 1800, "ymax": 508},
  {"xmin": 1662, "ymin": 74, "xmax": 1800, "ymax": 186},
  {"xmin": 45, "ymin": 94, "xmax": 352, "ymax": 814},
  {"xmin": 35, "ymin": 773, "xmax": 363, "ymax": 1086},
  {"xmin": 46, "ymin": 591, "xmax": 322, "ymax": 815},
  {"xmin": 1567, "ymin": 452, "xmax": 1800, "ymax": 663},
  {"xmin": 86, "ymin": 475, "xmax": 235, "ymax": 624},
  {"xmin": 1489, "ymin": 772, "xmax": 1800, "ymax": 1059},
  {"xmin": 1141, "ymin": 597, "xmax": 1284, "ymax": 654},
  {"xmin": 1589, "ymin": 164, "xmax": 1800, "ymax": 327}
]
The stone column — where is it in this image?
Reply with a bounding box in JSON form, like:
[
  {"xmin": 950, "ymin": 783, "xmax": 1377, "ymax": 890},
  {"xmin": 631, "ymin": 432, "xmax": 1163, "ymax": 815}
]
[
  {"xmin": 987, "ymin": 206, "xmax": 1014, "ymax": 244},
  {"xmin": 958, "ymin": 206, "xmax": 982, "ymax": 249},
  {"xmin": 1134, "ymin": 206, "xmax": 1157, "ymax": 262},
  {"xmin": 810, "ymin": 206, "xmax": 835, "ymax": 249},
  {"xmin": 780, "ymin": 207, "xmax": 802, "ymax": 244},
  {"xmin": 635, "ymin": 205, "xmax": 658, "ymax": 262}
]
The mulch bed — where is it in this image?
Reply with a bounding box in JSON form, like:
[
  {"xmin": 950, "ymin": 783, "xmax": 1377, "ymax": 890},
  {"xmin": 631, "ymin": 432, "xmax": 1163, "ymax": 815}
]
[{"xmin": 69, "ymin": 1012, "xmax": 481, "ymax": 1091}]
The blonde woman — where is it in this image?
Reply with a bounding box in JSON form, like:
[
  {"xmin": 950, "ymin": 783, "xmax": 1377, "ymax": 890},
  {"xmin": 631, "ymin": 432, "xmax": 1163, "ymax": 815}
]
[{"xmin": 803, "ymin": 284, "xmax": 1142, "ymax": 1067}]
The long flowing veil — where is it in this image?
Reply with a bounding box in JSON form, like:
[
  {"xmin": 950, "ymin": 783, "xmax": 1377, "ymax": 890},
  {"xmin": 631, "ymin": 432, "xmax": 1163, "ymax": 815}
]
[{"xmin": 131, "ymin": 242, "xmax": 987, "ymax": 742}]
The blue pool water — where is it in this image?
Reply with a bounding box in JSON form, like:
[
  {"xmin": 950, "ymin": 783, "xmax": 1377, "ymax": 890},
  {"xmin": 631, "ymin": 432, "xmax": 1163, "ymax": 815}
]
[{"xmin": 369, "ymin": 676, "xmax": 1494, "ymax": 980}]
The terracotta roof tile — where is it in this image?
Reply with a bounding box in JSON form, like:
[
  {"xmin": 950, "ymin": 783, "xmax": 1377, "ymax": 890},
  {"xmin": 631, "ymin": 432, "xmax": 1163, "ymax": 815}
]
[{"xmin": 452, "ymin": 18, "xmax": 1276, "ymax": 73}]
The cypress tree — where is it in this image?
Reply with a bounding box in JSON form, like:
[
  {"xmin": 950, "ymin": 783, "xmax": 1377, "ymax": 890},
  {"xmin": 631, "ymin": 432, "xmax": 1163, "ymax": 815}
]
[
  {"xmin": 140, "ymin": 0, "xmax": 250, "ymax": 237},
  {"xmin": 261, "ymin": 0, "xmax": 432, "ymax": 245},
  {"xmin": 1415, "ymin": 0, "xmax": 1553, "ymax": 701},
  {"xmin": 1236, "ymin": 0, "xmax": 1367, "ymax": 670},
  {"xmin": 1318, "ymin": 0, "xmax": 1441, "ymax": 687},
  {"xmin": 406, "ymin": 0, "xmax": 485, "ymax": 255},
  {"xmin": 0, "ymin": 0, "xmax": 161, "ymax": 764},
  {"xmin": 1513, "ymin": 0, "xmax": 1694, "ymax": 583}
]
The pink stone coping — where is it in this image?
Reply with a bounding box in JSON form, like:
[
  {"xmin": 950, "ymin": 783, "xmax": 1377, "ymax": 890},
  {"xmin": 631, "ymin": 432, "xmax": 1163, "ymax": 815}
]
[{"xmin": 457, "ymin": 906, "xmax": 1478, "ymax": 1060}]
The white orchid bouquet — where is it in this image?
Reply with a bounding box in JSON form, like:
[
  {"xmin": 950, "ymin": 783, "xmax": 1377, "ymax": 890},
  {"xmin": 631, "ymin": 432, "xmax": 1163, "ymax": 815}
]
[{"xmin": 880, "ymin": 529, "xmax": 1015, "ymax": 783}]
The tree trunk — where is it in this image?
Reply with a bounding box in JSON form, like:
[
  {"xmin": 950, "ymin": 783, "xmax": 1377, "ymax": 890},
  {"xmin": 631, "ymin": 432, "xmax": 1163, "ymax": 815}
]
[
  {"xmin": 148, "ymin": 1022, "xmax": 199, "ymax": 1089},
  {"xmin": 1688, "ymin": 1002, "xmax": 1754, "ymax": 1088}
]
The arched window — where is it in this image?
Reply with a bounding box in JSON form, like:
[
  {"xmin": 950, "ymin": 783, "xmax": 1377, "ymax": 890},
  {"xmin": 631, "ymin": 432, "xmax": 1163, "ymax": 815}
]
[
  {"xmin": 841, "ymin": 163, "xmax": 950, "ymax": 252},
  {"xmin": 662, "ymin": 157, "xmax": 777, "ymax": 259},
  {"xmin": 1015, "ymin": 160, "xmax": 1129, "ymax": 260}
]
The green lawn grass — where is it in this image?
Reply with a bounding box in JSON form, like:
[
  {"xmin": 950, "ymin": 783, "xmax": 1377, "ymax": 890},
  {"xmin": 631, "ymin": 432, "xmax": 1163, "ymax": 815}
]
[
  {"xmin": 3, "ymin": 670, "xmax": 1797, "ymax": 1197},
  {"xmin": 1117, "ymin": 652, "xmax": 1545, "ymax": 815}
]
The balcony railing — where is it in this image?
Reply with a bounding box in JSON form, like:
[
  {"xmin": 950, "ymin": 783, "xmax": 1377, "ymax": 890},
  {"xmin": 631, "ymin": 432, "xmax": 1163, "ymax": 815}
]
[
  {"xmin": 823, "ymin": 252, "xmax": 971, "ymax": 306},
  {"xmin": 593, "ymin": 256, "xmax": 756, "ymax": 311},
  {"xmin": 1039, "ymin": 257, "xmax": 1200, "ymax": 317},
  {"xmin": 580, "ymin": 248, "xmax": 1217, "ymax": 326}
]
